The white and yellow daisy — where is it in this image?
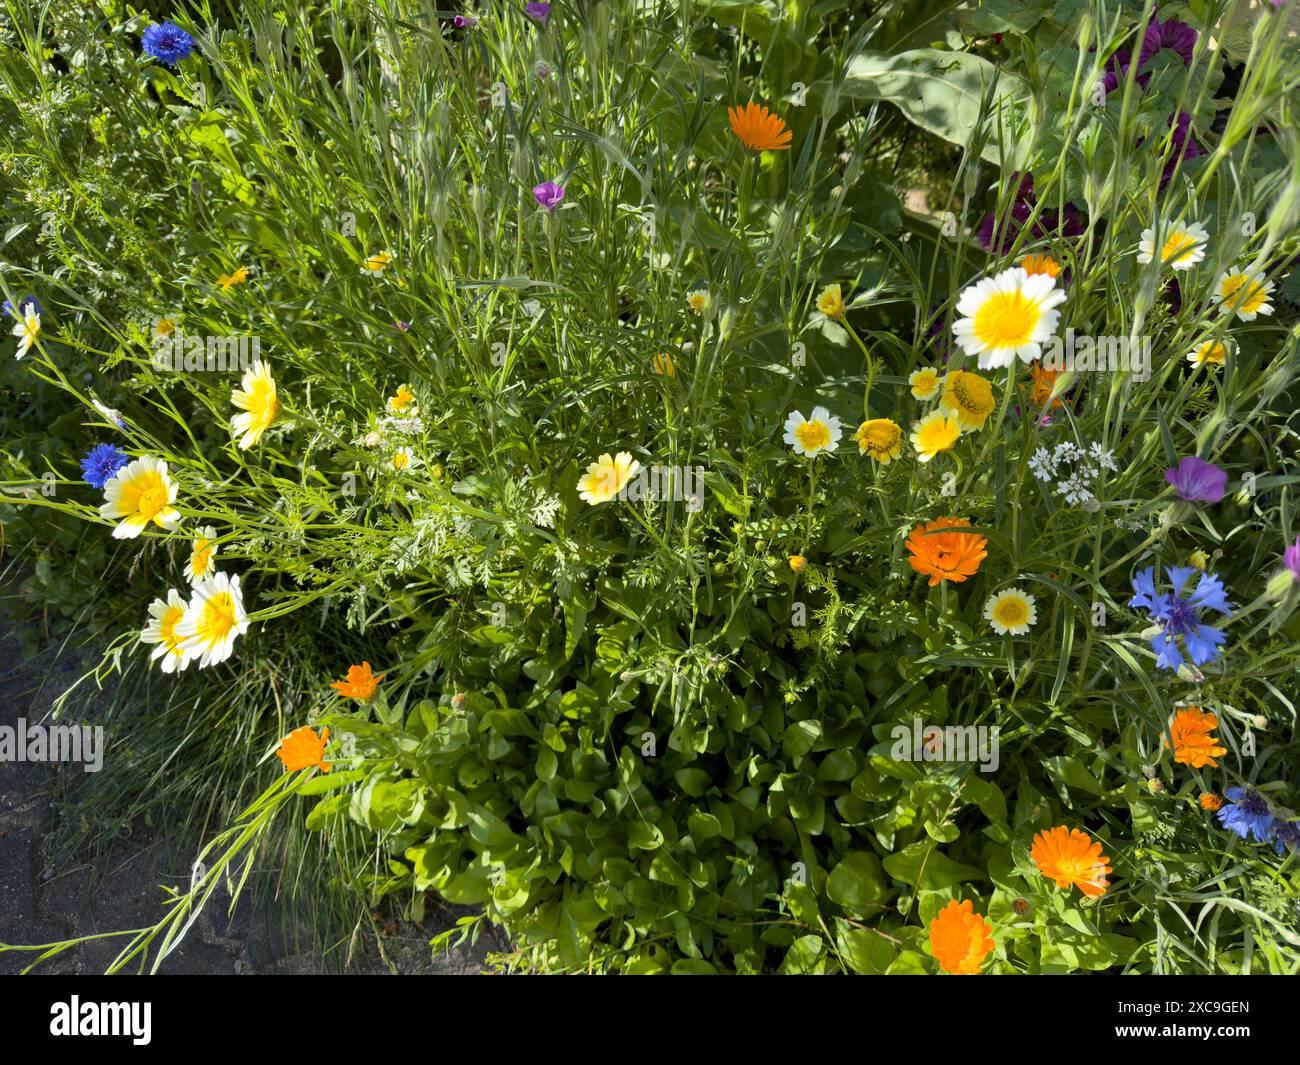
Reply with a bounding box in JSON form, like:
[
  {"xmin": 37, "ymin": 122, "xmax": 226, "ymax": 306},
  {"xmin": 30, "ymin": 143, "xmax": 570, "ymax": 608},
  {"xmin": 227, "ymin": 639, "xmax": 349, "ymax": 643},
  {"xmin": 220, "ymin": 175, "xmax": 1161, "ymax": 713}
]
[
  {"xmin": 686, "ymin": 288, "xmax": 711, "ymax": 315},
  {"xmin": 389, "ymin": 446, "xmax": 419, "ymax": 472},
  {"xmin": 186, "ymin": 526, "xmax": 219, "ymax": 585},
  {"xmin": 140, "ymin": 589, "xmax": 194, "ymax": 674},
  {"xmin": 1211, "ymin": 268, "xmax": 1274, "ymax": 321},
  {"xmin": 230, "ymin": 360, "xmax": 281, "ymax": 450},
  {"xmin": 1137, "ymin": 219, "xmax": 1208, "ymax": 271},
  {"xmin": 951, "ymin": 266, "xmax": 1067, "ymax": 369},
  {"xmin": 175, "ymin": 572, "xmax": 249, "ymax": 668},
  {"xmin": 1186, "ymin": 339, "xmax": 1230, "ymax": 367},
  {"xmin": 908, "ymin": 367, "xmax": 942, "ymax": 400},
  {"xmin": 11, "ymin": 306, "xmax": 40, "ymax": 359},
  {"xmin": 99, "ymin": 456, "xmax": 180, "ymax": 539},
  {"xmin": 388, "ymin": 384, "xmax": 417, "ymax": 413},
  {"xmin": 783, "ymin": 406, "xmax": 842, "ymax": 457},
  {"xmin": 910, "ymin": 410, "xmax": 961, "ymax": 463},
  {"xmin": 363, "ymin": 250, "xmax": 393, "ymax": 274},
  {"xmin": 983, "ymin": 587, "xmax": 1037, "ymax": 635},
  {"xmin": 577, "ymin": 452, "xmax": 641, "ymax": 505}
]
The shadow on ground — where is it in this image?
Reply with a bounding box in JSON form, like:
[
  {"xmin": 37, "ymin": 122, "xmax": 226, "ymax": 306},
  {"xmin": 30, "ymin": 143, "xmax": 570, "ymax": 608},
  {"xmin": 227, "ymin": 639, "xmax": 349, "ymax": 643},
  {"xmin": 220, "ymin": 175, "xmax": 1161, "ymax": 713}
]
[{"xmin": 0, "ymin": 591, "xmax": 503, "ymax": 975}]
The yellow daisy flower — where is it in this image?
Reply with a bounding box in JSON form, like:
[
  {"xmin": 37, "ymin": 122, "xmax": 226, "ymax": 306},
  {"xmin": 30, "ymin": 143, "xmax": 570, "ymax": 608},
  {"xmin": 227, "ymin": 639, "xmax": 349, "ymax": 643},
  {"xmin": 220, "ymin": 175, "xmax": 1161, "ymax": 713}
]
[
  {"xmin": 363, "ymin": 250, "xmax": 393, "ymax": 274},
  {"xmin": 909, "ymin": 367, "xmax": 941, "ymax": 400},
  {"xmin": 910, "ymin": 411, "xmax": 961, "ymax": 462},
  {"xmin": 1137, "ymin": 220, "xmax": 1208, "ymax": 271},
  {"xmin": 99, "ymin": 456, "xmax": 180, "ymax": 539},
  {"xmin": 940, "ymin": 370, "xmax": 997, "ymax": 431},
  {"xmin": 952, "ymin": 266, "xmax": 1067, "ymax": 369},
  {"xmin": 139, "ymin": 589, "xmax": 194, "ymax": 674},
  {"xmin": 983, "ymin": 588, "xmax": 1037, "ymax": 635},
  {"xmin": 1212, "ymin": 268, "xmax": 1274, "ymax": 321},
  {"xmin": 854, "ymin": 418, "xmax": 903, "ymax": 463},
  {"xmin": 175, "ymin": 572, "xmax": 249, "ymax": 669},
  {"xmin": 816, "ymin": 284, "xmax": 845, "ymax": 320},
  {"xmin": 187, "ymin": 526, "xmax": 219, "ymax": 585},
  {"xmin": 1187, "ymin": 340, "xmax": 1229, "ymax": 367},
  {"xmin": 230, "ymin": 360, "xmax": 281, "ymax": 450},
  {"xmin": 577, "ymin": 452, "xmax": 641, "ymax": 505},
  {"xmin": 388, "ymin": 384, "xmax": 416, "ymax": 412},
  {"xmin": 216, "ymin": 266, "xmax": 249, "ymax": 291}
]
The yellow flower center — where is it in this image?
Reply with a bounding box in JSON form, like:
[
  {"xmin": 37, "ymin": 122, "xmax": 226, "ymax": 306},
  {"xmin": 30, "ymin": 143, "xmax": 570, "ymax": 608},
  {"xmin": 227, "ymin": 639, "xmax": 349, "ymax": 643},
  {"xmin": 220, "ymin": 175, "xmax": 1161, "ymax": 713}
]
[
  {"xmin": 392, "ymin": 451, "xmax": 410, "ymax": 470},
  {"xmin": 1161, "ymin": 230, "xmax": 1199, "ymax": 264},
  {"xmin": 993, "ymin": 597, "xmax": 1029, "ymax": 627},
  {"xmin": 159, "ymin": 605, "xmax": 185, "ymax": 654},
  {"xmin": 973, "ymin": 291, "xmax": 1041, "ymax": 348},
  {"xmin": 198, "ymin": 592, "xmax": 237, "ymax": 643},
  {"xmin": 795, "ymin": 421, "xmax": 831, "ymax": 451},
  {"xmin": 859, "ymin": 421, "xmax": 900, "ymax": 451},
  {"xmin": 192, "ymin": 542, "xmax": 214, "ymax": 574},
  {"xmin": 1220, "ymin": 275, "xmax": 1266, "ymax": 313},
  {"xmin": 947, "ymin": 373, "xmax": 994, "ymax": 419},
  {"xmin": 137, "ymin": 481, "xmax": 169, "ymax": 521}
]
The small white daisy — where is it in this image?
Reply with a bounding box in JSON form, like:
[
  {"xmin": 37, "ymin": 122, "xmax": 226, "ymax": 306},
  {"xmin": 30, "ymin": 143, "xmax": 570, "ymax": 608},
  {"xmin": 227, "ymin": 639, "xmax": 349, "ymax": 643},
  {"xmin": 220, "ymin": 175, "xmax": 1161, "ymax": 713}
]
[
  {"xmin": 1211, "ymin": 268, "xmax": 1274, "ymax": 321},
  {"xmin": 1136, "ymin": 219, "xmax": 1209, "ymax": 271},
  {"xmin": 783, "ymin": 406, "xmax": 842, "ymax": 457},
  {"xmin": 951, "ymin": 267, "xmax": 1068, "ymax": 369},
  {"xmin": 983, "ymin": 588, "xmax": 1037, "ymax": 635}
]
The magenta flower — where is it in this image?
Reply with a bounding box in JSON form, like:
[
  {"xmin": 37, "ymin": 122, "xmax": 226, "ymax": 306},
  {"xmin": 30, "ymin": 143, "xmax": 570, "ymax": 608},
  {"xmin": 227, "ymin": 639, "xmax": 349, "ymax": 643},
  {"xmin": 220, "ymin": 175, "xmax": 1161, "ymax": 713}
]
[
  {"xmin": 1285, "ymin": 537, "xmax": 1300, "ymax": 580},
  {"xmin": 452, "ymin": 15, "xmax": 478, "ymax": 27},
  {"xmin": 1101, "ymin": 16, "xmax": 1198, "ymax": 94},
  {"xmin": 533, "ymin": 180, "xmax": 565, "ymax": 212},
  {"xmin": 525, "ymin": 2, "xmax": 551, "ymax": 25},
  {"xmin": 1165, "ymin": 456, "xmax": 1227, "ymax": 503}
]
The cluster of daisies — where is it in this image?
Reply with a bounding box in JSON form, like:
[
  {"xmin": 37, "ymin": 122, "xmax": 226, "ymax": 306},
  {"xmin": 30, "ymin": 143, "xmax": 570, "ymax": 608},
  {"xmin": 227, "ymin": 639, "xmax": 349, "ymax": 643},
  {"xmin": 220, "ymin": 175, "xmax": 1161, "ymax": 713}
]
[{"xmin": 73, "ymin": 357, "xmax": 282, "ymax": 673}]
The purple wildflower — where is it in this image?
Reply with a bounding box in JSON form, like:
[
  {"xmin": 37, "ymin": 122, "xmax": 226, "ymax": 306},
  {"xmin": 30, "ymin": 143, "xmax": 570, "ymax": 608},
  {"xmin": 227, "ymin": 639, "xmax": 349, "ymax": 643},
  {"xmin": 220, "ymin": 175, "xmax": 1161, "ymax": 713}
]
[
  {"xmin": 1129, "ymin": 565, "xmax": 1232, "ymax": 670},
  {"xmin": 141, "ymin": 21, "xmax": 196, "ymax": 65},
  {"xmin": 1101, "ymin": 16, "xmax": 1199, "ymax": 94},
  {"xmin": 532, "ymin": 180, "xmax": 565, "ymax": 212},
  {"xmin": 453, "ymin": 15, "xmax": 479, "ymax": 28},
  {"xmin": 524, "ymin": 2, "xmax": 551, "ymax": 25},
  {"xmin": 3, "ymin": 294, "xmax": 42, "ymax": 319},
  {"xmin": 977, "ymin": 172, "xmax": 1087, "ymax": 255},
  {"xmin": 1270, "ymin": 818, "xmax": 1300, "ymax": 855},
  {"xmin": 1217, "ymin": 786, "xmax": 1275, "ymax": 843},
  {"xmin": 1284, "ymin": 536, "xmax": 1300, "ymax": 581},
  {"xmin": 1164, "ymin": 456, "xmax": 1227, "ymax": 503}
]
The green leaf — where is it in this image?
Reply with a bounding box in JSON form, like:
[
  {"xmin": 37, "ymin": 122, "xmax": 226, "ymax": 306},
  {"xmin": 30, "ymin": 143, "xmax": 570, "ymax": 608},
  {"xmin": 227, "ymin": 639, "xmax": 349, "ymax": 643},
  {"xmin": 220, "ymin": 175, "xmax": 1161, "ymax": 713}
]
[{"xmin": 827, "ymin": 851, "xmax": 889, "ymax": 914}]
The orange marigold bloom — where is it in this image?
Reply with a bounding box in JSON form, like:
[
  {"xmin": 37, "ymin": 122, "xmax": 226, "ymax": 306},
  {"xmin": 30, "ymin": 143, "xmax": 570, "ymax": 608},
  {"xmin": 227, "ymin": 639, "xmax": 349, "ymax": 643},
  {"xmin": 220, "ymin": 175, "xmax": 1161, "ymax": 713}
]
[
  {"xmin": 905, "ymin": 517, "xmax": 988, "ymax": 587},
  {"xmin": 277, "ymin": 726, "xmax": 331, "ymax": 773},
  {"xmin": 1026, "ymin": 360, "xmax": 1063, "ymax": 408},
  {"xmin": 1019, "ymin": 253, "xmax": 1062, "ymax": 278},
  {"xmin": 727, "ymin": 101, "xmax": 793, "ymax": 152},
  {"xmin": 1166, "ymin": 706, "xmax": 1227, "ymax": 768},
  {"xmin": 1031, "ymin": 826, "xmax": 1111, "ymax": 898},
  {"xmin": 1199, "ymin": 792, "xmax": 1224, "ymax": 812},
  {"xmin": 929, "ymin": 899, "xmax": 995, "ymax": 975},
  {"xmin": 331, "ymin": 661, "xmax": 385, "ymax": 701}
]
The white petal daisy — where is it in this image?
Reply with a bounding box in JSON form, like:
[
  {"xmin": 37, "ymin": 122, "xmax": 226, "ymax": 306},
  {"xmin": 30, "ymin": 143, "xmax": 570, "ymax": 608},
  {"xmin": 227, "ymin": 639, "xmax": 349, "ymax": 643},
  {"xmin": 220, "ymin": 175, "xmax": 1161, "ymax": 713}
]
[
  {"xmin": 951, "ymin": 267, "xmax": 1067, "ymax": 370},
  {"xmin": 99, "ymin": 456, "xmax": 180, "ymax": 539},
  {"xmin": 783, "ymin": 406, "xmax": 842, "ymax": 457},
  {"xmin": 139, "ymin": 589, "xmax": 194, "ymax": 674},
  {"xmin": 983, "ymin": 587, "xmax": 1037, "ymax": 635},
  {"xmin": 174, "ymin": 572, "xmax": 249, "ymax": 669},
  {"xmin": 1136, "ymin": 220, "xmax": 1208, "ymax": 271}
]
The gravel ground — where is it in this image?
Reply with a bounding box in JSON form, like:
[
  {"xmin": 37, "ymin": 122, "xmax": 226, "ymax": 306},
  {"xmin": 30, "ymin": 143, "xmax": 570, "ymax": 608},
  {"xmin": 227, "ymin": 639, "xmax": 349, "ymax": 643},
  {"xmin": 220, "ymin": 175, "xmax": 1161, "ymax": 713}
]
[{"xmin": 0, "ymin": 592, "xmax": 502, "ymax": 975}]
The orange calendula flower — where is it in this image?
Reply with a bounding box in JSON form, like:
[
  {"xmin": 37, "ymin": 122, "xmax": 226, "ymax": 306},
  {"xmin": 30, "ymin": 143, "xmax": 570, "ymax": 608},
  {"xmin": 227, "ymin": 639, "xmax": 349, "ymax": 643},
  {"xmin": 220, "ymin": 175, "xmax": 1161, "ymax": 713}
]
[
  {"xmin": 727, "ymin": 101, "xmax": 793, "ymax": 152},
  {"xmin": 1166, "ymin": 706, "xmax": 1227, "ymax": 768},
  {"xmin": 277, "ymin": 726, "xmax": 330, "ymax": 773},
  {"xmin": 1019, "ymin": 253, "xmax": 1062, "ymax": 279},
  {"xmin": 1026, "ymin": 360, "xmax": 1063, "ymax": 408},
  {"xmin": 1031, "ymin": 826, "xmax": 1111, "ymax": 898},
  {"xmin": 331, "ymin": 661, "xmax": 385, "ymax": 701},
  {"xmin": 929, "ymin": 899, "xmax": 995, "ymax": 975},
  {"xmin": 1199, "ymin": 792, "xmax": 1223, "ymax": 812},
  {"xmin": 905, "ymin": 517, "xmax": 988, "ymax": 587}
]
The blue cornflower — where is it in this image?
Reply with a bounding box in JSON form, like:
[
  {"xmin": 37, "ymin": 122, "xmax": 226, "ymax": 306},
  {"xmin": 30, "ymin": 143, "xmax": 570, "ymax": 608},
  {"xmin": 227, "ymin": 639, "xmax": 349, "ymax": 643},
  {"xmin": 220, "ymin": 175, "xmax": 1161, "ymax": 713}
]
[
  {"xmin": 1216, "ymin": 786, "xmax": 1275, "ymax": 843},
  {"xmin": 3, "ymin": 294, "xmax": 42, "ymax": 319},
  {"xmin": 80, "ymin": 443, "xmax": 130, "ymax": 490},
  {"xmin": 1270, "ymin": 818, "xmax": 1300, "ymax": 855},
  {"xmin": 142, "ymin": 21, "xmax": 196, "ymax": 65},
  {"xmin": 1128, "ymin": 565, "xmax": 1232, "ymax": 671}
]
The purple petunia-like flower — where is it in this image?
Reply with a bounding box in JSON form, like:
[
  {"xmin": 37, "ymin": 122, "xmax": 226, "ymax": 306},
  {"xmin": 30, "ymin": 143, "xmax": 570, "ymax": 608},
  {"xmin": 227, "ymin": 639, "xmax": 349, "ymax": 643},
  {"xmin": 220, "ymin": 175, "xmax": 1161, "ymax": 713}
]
[
  {"xmin": 1101, "ymin": 16, "xmax": 1199, "ymax": 95},
  {"xmin": 452, "ymin": 15, "xmax": 478, "ymax": 28},
  {"xmin": 1165, "ymin": 456, "xmax": 1227, "ymax": 503},
  {"xmin": 976, "ymin": 171, "xmax": 1087, "ymax": 255},
  {"xmin": 524, "ymin": 2, "xmax": 551, "ymax": 25},
  {"xmin": 80, "ymin": 443, "xmax": 131, "ymax": 490},
  {"xmin": 533, "ymin": 180, "xmax": 565, "ymax": 212},
  {"xmin": 1217, "ymin": 786, "xmax": 1275, "ymax": 843},
  {"xmin": 1129, "ymin": 565, "xmax": 1232, "ymax": 671},
  {"xmin": 141, "ymin": 21, "xmax": 196, "ymax": 66}
]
